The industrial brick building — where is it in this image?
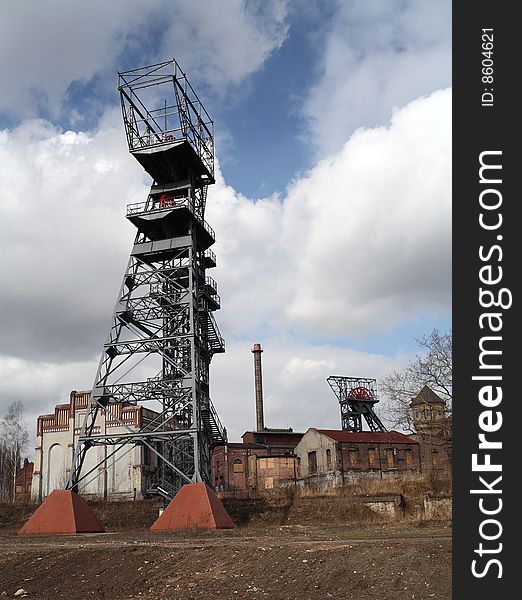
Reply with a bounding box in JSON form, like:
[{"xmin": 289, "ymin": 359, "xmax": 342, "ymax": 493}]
[
  {"xmin": 15, "ymin": 459, "xmax": 34, "ymax": 502},
  {"xmin": 31, "ymin": 390, "xmax": 159, "ymax": 501},
  {"xmin": 211, "ymin": 430, "xmax": 302, "ymax": 496},
  {"xmin": 212, "ymin": 427, "xmax": 425, "ymax": 496},
  {"xmin": 293, "ymin": 429, "xmax": 421, "ymax": 483}
]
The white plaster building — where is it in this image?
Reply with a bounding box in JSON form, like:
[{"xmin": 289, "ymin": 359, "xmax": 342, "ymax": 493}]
[{"xmin": 31, "ymin": 390, "xmax": 158, "ymax": 501}]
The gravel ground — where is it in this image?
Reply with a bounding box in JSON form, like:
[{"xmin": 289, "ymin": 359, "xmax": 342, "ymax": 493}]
[{"xmin": 0, "ymin": 522, "xmax": 451, "ymax": 599}]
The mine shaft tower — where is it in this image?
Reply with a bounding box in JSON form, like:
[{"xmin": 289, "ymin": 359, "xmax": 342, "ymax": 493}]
[
  {"xmin": 327, "ymin": 376, "xmax": 386, "ymax": 432},
  {"xmin": 67, "ymin": 59, "xmax": 226, "ymax": 500}
]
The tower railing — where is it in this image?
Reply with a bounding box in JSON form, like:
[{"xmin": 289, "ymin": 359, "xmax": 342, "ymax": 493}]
[
  {"xmin": 119, "ymin": 59, "xmax": 214, "ymax": 178},
  {"xmin": 126, "ymin": 199, "xmax": 215, "ymax": 241}
]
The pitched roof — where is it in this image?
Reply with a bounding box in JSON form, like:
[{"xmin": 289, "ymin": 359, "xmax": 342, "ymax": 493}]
[
  {"xmin": 316, "ymin": 429, "xmax": 418, "ymax": 444},
  {"xmin": 410, "ymin": 385, "xmax": 445, "ymax": 406}
]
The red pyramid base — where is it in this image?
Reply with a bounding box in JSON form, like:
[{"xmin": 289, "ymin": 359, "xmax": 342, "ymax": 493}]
[
  {"xmin": 150, "ymin": 482, "xmax": 235, "ymax": 531},
  {"xmin": 18, "ymin": 489, "xmax": 104, "ymax": 535}
]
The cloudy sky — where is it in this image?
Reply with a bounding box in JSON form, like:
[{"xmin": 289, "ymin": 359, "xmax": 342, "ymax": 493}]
[{"xmin": 0, "ymin": 0, "xmax": 451, "ymax": 449}]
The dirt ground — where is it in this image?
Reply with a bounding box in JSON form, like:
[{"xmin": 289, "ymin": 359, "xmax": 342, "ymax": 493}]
[{"xmin": 0, "ymin": 522, "xmax": 451, "ymax": 600}]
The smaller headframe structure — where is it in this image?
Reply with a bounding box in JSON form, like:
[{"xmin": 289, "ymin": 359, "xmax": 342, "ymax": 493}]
[{"xmin": 327, "ymin": 376, "xmax": 386, "ymax": 433}]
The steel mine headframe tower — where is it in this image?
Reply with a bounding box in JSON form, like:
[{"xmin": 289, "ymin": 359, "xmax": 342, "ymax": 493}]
[
  {"xmin": 67, "ymin": 60, "xmax": 226, "ymax": 501},
  {"xmin": 327, "ymin": 376, "xmax": 386, "ymax": 433}
]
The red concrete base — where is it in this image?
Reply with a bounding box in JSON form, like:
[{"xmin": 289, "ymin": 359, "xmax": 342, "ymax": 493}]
[
  {"xmin": 150, "ymin": 482, "xmax": 235, "ymax": 531},
  {"xmin": 18, "ymin": 489, "xmax": 104, "ymax": 536}
]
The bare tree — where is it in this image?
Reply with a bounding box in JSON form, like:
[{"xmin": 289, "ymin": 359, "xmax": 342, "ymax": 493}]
[
  {"xmin": 0, "ymin": 400, "xmax": 29, "ymax": 502},
  {"xmin": 0, "ymin": 439, "xmax": 10, "ymax": 501},
  {"xmin": 380, "ymin": 329, "xmax": 452, "ymax": 433}
]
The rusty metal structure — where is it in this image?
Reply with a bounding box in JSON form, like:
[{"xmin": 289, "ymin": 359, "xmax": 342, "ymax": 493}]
[
  {"xmin": 67, "ymin": 59, "xmax": 225, "ymax": 501},
  {"xmin": 327, "ymin": 376, "xmax": 386, "ymax": 432}
]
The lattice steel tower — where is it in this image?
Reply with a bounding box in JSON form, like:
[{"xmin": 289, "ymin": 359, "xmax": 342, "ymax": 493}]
[
  {"xmin": 327, "ymin": 376, "xmax": 386, "ymax": 432},
  {"xmin": 67, "ymin": 60, "xmax": 226, "ymax": 500}
]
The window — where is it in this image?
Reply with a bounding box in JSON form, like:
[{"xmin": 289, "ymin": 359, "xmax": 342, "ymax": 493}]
[
  {"xmin": 265, "ymin": 477, "xmax": 274, "ymax": 489},
  {"xmin": 348, "ymin": 447, "xmax": 359, "ymax": 468},
  {"xmin": 258, "ymin": 457, "xmax": 275, "ymax": 469},
  {"xmin": 405, "ymin": 449, "xmax": 414, "ymax": 468},
  {"xmin": 326, "ymin": 448, "xmax": 332, "ymax": 470},
  {"xmin": 386, "ymin": 448, "xmax": 396, "ymax": 469},
  {"xmin": 432, "ymin": 450, "xmax": 440, "ymax": 467},
  {"xmin": 308, "ymin": 451, "xmax": 317, "ymax": 474},
  {"xmin": 368, "ymin": 448, "xmax": 378, "ymax": 469},
  {"xmin": 233, "ymin": 459, "xmax": 244, "ymax": 473}
]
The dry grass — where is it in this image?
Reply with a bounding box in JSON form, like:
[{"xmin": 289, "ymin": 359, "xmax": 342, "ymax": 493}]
[
  {"xmin": 348, "ymin": 472, "xmax": 450, "ymax": 496},
  {"xmin": 1, "ymin": 474, "xmax": 452, "ymax": 534}
]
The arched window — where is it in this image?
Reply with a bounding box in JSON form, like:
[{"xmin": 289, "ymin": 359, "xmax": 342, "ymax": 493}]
[
  {"xmin": 368, "ymin": 447, "xmax": 378, "ymax": 469},
  {"xmin": 431, "ymin": 450, "xmax": 440, "ymax": 467},
  {"xmin": 232, "ymin": 458, "xmax": 244, "ymax": 473},
  {"xmin": 47, "ymin": 443, "xmax": 65, "ymax": 496}
]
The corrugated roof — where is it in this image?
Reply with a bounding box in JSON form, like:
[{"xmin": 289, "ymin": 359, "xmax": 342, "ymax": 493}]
[{"xmin": 316, "ymin": 429, "xmax": 418, "ymax": 444}]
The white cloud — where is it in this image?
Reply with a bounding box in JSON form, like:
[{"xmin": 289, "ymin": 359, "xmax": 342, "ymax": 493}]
[
  {"xmin": 302, "ymin": 0, "xmax": 451, "ymax": 157},
  {"xmin": 281, "ymin": 357, "xmax": 336, "ymax": 384},
  {"xmin": 0, "ymin": 109, "xmax": 146, "ymax": 362},
  {"xmin": 0, "ymin": 0, "xmax": 289, "ymax": 119},
  {"xmin": 0, "ymin": 357, "xmax": 97, "ymax": 442},
  {"xmin": 158, "ymin": 0, "xmax": 289, "ymax": 89},
  {"xmin": 208, "ymin": 87, "xmax": 451, "ymax": 339}
]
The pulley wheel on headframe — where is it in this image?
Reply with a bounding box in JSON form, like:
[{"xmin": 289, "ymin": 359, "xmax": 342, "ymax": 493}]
[{"xmin": 347, "ymin": 386, "xmax": 375, "ymax": 401}]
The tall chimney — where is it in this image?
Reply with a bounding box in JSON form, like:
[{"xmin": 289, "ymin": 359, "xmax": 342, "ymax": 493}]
[{"xmin": 252, "ymin": 343, "xmax": 265, "ymax": 431}]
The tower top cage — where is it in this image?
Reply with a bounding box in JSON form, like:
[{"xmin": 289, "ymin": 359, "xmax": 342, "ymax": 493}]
[
  {"xmin": 118, "ymin": 59, "xmax": 214, "ymax": 185},
  {"xmin": 327, "ymin": 375, "xmax": 386, "ymax": 433}
]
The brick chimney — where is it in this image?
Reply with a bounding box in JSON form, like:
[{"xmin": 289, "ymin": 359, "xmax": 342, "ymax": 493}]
[{"xmin": 252, "ymin": 343, "xmax": 265, "ymax": 431}]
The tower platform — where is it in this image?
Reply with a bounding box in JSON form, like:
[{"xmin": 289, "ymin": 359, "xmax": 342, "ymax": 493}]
[{"xmin": 132, "ymin": 139, "xmax": 214, "ymax": 185}]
